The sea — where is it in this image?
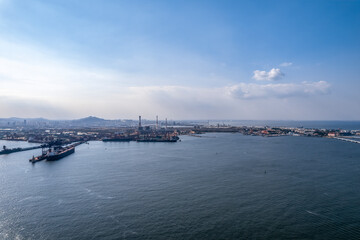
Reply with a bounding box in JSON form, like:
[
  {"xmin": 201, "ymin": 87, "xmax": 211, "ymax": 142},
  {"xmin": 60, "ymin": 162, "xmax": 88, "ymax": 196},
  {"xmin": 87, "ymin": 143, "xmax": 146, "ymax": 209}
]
[
  {"xmin": 1, "ymin": 131, "xmax": 360, "ymax": 239},
  {"xmin": 208, "ymin": 120, "xmax": 360, "ymax": 130}
]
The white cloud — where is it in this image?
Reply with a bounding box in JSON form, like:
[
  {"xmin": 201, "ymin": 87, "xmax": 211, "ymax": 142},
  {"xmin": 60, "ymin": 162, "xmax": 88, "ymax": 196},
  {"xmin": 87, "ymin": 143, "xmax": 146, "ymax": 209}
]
[
  {"xmin": 279, "ymin": 62, "xmax": 293, "ymax": 67},
  {"xmin": 253, "ymin": 68, "xmax": 284, "ymax": 81},
  {"xmin": 228, "ymin": 81, "xmax": 330, "ymax": 99}
]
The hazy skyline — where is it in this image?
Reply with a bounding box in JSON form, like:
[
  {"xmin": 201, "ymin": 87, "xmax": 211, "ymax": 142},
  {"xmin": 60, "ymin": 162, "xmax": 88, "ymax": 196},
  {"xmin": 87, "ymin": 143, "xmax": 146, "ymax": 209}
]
[{"xmin": 0, "ymin": 0, "xmax": 359, "ymax": 120}]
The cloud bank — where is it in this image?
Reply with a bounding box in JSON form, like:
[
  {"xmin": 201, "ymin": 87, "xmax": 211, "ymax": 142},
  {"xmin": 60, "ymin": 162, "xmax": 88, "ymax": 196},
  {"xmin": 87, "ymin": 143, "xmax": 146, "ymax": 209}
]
[{"xmin": 253, "ymin": 68, "xmax": 284, "ymax": 81}]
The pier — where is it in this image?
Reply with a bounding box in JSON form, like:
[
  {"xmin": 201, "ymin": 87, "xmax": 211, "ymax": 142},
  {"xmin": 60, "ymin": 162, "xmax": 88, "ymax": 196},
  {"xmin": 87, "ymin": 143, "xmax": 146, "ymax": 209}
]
[
  {"xmin": 0, "ymin": 145, "xmax": 43, "ymax": 155},
  {"xmin": 335, "ymin": 137, "xmax": 360, "ymax": 144}
]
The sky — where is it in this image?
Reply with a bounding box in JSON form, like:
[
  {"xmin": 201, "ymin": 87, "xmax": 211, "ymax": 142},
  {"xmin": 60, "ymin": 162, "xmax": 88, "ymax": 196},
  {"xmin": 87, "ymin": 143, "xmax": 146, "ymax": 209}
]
[{"xmin": 0, "ymin": 0, "xmax": 359, "ymax": 120}]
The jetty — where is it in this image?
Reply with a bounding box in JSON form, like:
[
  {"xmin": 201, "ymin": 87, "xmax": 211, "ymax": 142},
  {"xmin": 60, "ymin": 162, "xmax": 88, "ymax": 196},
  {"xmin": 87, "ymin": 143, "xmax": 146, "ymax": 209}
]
[
  {"xmin": 335, "ymin": 137, "xmax": 360, "ymax": 144},
  {"xmin": 0, "ymin": 145, "xmax": 43, "ymax": 155}
]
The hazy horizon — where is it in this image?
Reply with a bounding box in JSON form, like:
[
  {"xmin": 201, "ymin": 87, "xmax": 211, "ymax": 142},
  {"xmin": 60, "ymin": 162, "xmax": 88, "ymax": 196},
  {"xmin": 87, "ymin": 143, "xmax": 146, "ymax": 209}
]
[
  {"xmin": 1, "ymin": 0, "xmax": 359, "ymax": 120},
  {"xmin": 2, "ymin": 115, "xmax": 360, "ymax": 122}
]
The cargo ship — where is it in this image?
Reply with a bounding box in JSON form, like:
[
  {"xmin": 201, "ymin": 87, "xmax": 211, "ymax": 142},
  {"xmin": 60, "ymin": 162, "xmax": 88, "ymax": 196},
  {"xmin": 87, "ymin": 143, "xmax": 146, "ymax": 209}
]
[
  {"xmin": 102, "ymin": 137, "xmax": 133, "ymax": 142},
  {"xmin": 137, "ymin": 135, "xmax": 179, "ymax": 142},
  {"xmin": 47, "ymin": 145, "xmax": 75, "ymax": 161},
  {"xmin": 29, "ymin": 142, "xmax": 83, "ymax": 163}
]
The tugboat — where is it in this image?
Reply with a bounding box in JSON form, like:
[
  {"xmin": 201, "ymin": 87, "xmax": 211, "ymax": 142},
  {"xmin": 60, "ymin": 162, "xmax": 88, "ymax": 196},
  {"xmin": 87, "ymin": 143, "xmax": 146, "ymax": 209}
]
[
  {"xmin": 29, "ymin": 154, "xmax": 47, "ymax": 163},
  {"xmin": 29, "ymin": 146, "xmax": 49, "ymax": 163}
]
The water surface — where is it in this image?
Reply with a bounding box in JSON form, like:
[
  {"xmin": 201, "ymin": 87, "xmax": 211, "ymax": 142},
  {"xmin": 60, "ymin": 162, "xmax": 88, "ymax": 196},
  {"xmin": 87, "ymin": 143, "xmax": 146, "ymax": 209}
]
[{"xmin": 1, "ymin": 134, "xmax": 360, "ymax": 239}]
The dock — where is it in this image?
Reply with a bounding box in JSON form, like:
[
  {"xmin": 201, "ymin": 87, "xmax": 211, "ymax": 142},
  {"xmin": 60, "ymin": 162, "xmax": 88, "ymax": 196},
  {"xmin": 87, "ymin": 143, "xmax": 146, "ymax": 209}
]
[
  {"xmin": 335, "ymin": 137, "xmax": 360, "ymax": 144},
  {"xmin": 0, "ymin": 145, "xmax": 43, "ymax": 155}
]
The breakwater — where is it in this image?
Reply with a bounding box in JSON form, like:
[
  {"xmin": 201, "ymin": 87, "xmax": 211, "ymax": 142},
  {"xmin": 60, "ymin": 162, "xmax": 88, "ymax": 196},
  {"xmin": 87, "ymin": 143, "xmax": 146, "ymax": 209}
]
[{"xmin": 0, "ymin": 145, "xmax": 43, "ymax": 155}]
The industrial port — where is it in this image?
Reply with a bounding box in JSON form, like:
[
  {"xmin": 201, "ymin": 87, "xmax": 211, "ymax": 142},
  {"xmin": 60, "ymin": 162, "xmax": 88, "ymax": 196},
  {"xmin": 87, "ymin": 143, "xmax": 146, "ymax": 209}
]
[
  {"xmin": 1, "ymin": 116, "xmax": 360, "ymax": 163},
  {"xmin": 0, "ymin": 116, "xmax": 183, "ymax": 162}
]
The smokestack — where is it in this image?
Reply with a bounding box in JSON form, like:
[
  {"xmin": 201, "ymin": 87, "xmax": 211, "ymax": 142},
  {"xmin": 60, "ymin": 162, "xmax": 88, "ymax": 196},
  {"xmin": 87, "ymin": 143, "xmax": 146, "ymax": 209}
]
[
  {"xmin": 156, "ymin": 115, "xmax": 158, "ymax": 129},
  {"xmin": 165, "ymin": 118, "xmax": 167, "ymax": 129},
  {"xmin": 139, "ymin": 116, "xmax": 142, "ymax": 128}
]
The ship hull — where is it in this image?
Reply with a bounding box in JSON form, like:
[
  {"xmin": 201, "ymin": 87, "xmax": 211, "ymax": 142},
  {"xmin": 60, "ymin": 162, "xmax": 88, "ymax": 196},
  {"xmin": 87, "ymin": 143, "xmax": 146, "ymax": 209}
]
[
  {"xmin": 102, "ymin": 138, "xmax": 132, "ymax": 142},
  {"xmin": 137, "ymin": 139, "xmax": 177, "ymax": 142},
  {"xmin": 47, "ymin": 147, "xmax": 75, "ymax": 161}
]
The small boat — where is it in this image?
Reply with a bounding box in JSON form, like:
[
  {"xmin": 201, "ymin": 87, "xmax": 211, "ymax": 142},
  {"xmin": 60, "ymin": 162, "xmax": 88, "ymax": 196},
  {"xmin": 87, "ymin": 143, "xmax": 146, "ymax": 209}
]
[{"xmin": 29, "ymin": 154, "xmax": 47, "ymax": 163}]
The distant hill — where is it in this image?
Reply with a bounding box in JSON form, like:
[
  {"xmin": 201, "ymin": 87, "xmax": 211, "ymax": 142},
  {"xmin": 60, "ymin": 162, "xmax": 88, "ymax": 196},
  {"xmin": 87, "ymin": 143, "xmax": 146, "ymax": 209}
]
[
  {"xmin": 69, "ymin": 116, "xmax": 108, "ymax": 127},
  {"xmin": 73, "ymin": 116, "xmax": 106, "ymax": 123},
  {"xmin": 0, "ymin": 116, "xmax": 138, "ymax": 128}
]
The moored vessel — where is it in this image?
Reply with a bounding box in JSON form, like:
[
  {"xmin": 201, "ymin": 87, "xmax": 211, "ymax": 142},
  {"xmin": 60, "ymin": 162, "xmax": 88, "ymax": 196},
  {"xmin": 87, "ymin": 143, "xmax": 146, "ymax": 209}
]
[
  {"xmin": 47, "ymin": 145, "xmax": 75, "ymax": 161},
  {"xmin": 29, "ymin": 154, "xmax": 47, "ymax": 163},
  {"xmin": 102, "ymin": 137, "xmax": 132, "ymax": 142},
  {"xmin": 137, "ymin": 135, "xmax": 179, "ymax": 142}
]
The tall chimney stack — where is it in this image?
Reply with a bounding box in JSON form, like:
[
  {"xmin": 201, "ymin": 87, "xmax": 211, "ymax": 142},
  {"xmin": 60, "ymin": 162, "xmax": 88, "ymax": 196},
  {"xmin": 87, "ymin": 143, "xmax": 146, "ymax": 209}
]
[
  {"xmin": 156, "ymin": 115, "xmax": 158, "ymax": 129},
  {"xmin": 139, "ymin": 116, "xmax": 142, "ymax": 129}
]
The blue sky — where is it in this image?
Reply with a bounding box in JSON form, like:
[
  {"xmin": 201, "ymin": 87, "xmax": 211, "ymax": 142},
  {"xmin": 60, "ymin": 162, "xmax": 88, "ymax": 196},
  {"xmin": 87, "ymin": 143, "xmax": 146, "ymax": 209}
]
[{"xmin": 0, "ymin": 0, "xmax": 359, "ymax": 120}]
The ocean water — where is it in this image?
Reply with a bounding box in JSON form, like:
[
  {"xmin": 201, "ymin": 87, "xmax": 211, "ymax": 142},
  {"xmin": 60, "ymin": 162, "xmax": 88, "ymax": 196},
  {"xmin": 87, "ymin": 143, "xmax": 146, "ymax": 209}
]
[
  {"xmin": 1, "ymin": 134, "xmax": 360, "ymax": 239},
  {"xmin": 209, "ymin": 120, "xmax": 360, "ymax": 130}
]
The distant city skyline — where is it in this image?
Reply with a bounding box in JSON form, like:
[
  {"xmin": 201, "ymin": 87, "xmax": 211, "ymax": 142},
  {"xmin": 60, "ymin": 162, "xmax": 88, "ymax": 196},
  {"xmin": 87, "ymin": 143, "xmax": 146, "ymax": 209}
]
[{"xmin": 0, "ymin": 0, "xmax": 359, "ymax": 120}]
